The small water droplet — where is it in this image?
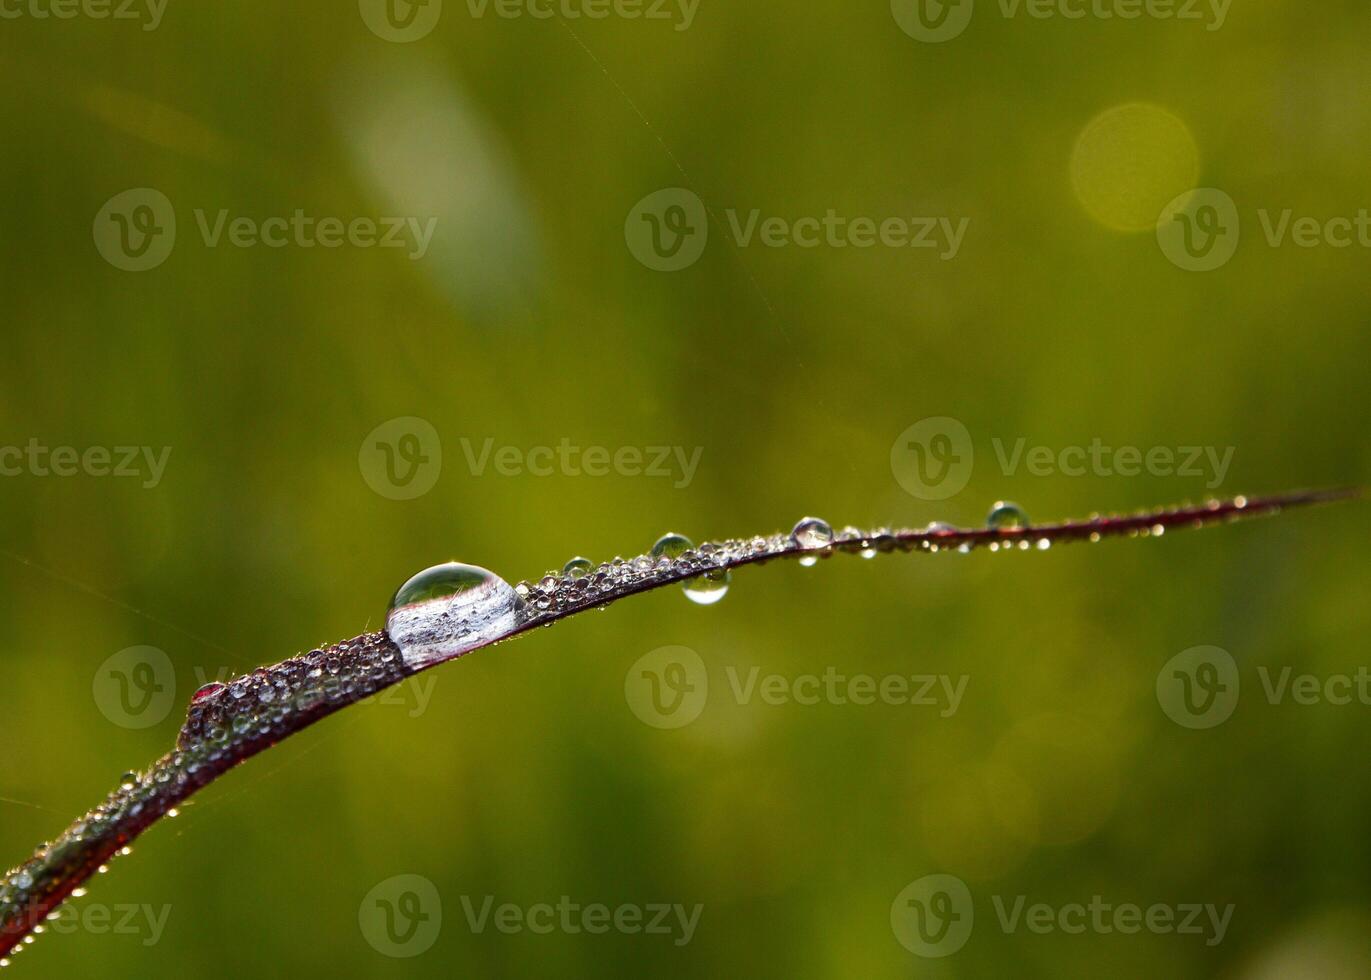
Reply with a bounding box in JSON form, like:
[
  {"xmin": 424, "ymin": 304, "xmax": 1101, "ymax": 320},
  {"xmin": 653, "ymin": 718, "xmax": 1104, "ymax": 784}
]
[
  {"xmin": 651, "ymin": 532, "xmax": 694, "ymax": 559},
  {"xmin": 119, "ymin": 772, "xmax": 137, "ymax": 791},
  {"xmin": 191, "ymin": 682, "xmax": 226, "ymax": 703},
  {"xmin": 790, "ymin": 517, "xmax": 833, "ymax": 566},
  {"xmin": 562, "ymin": 557, "xmax": 594, "ymax": 579},
  {"xmin": 386, "ymin": 562, "xmax": 525, "ymax": 670},
  {"xmin": 987, "ymin": 501, "xmax": 1029, "ymax": 530}
]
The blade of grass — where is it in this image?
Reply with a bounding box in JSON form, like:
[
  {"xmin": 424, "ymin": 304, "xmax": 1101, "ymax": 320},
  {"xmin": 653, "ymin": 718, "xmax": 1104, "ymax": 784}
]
[{"xmin": 0, "ymin": 487, "xmax": 1360, "ymax": 966}]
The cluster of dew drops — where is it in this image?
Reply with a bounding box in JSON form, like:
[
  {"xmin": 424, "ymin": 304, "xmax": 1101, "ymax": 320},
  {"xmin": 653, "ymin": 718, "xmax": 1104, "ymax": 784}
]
[
  {"xmin": 380, "ymin": 502, "xmax": 1047, "ymax": 671},
  {"xmin": 3, "ymin": 492, "xmax": 1267, "ymax": 965}
]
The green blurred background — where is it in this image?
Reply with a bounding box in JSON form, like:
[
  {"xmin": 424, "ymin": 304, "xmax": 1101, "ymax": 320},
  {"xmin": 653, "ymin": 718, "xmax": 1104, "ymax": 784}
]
[{"xmin": 3, "ymin": 1, "xmax": 1370, "ymax": 976}]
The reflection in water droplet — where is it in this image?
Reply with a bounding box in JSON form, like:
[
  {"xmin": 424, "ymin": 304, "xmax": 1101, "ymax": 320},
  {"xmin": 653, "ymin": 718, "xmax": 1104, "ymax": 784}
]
[
  {"xmin": 684, "ymin": 568, "xmax": 731, "ymax": 605},
  {"xmin": 191, "ymin": 682, "xmax": 226, "ymax": 703},
  {"xmin": 562, "ymin": 557, "xmax": 594, "ymax": 579},
  {"xmin": 790, "ymin": 516, "xmax": 833, "ymax": 566},
  {"xmin": 987, "ymin": 501, "xmax": 1029, "ymax": 530},
  {"xmin": 651, "ymin": 533, "xmax": 693, "ymax": 559},
  {"xmin": 385, "ymin": 562, "xmax": 525, "ymax": 670},
  {"xmin": 651, "ymin": 532, "xmax": 732, "ymax": 605}
]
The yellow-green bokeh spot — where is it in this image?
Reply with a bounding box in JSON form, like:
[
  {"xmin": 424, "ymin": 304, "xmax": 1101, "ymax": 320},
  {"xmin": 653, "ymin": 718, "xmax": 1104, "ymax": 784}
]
[{"xmin": 1070, "ymin": 102, "xmax": 1201, "ymax": 232}]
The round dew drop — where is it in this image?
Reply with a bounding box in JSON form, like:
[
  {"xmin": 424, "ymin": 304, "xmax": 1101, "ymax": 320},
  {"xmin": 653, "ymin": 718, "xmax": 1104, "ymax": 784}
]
[
  {"xmin": 683, "ymin": 567, "xmax": 731, "ymax": 605},
  {"xmin": 650, "ymin": 532, "xmax": 694, "ymax": 560},
  {"xmin": 562, "ymin": 557, "xmax": 594, "ymax": 579},
  {"xmin": 789, "ymin": 516, "xmax": 834, "ymax": 566},
  {"xmin": 986, "ymin": 501, "xmax": 1029, "ymax": 530},
  {"xmin": 651, "ymin": 532, "xmax": 731, "ymax": 605},
  {"xmin": 386, "ymin": 562, "xmax": 525, "ymax": 671}
]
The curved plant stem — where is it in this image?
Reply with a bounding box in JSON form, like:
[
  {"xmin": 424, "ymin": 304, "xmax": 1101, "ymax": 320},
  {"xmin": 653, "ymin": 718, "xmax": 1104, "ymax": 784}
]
[{"xmin": 0, "ymin": 487, "xmax": 1360, "ymax": 966}]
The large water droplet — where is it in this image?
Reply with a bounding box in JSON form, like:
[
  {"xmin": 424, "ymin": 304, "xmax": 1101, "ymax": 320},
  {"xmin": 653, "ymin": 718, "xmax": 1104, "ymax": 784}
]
[
  {"xmin": 987, "ymin": 501, "xmax": 1029, "ymax": 530},
  {"xmin": 651, "ymin": 532, "xmax": 693, "ymax": 559},
  {"xmin": 790, "ymin": 516, "xmax": 833, "ymax": 566},
  {"xmin": 386, "ymin": 562, "xmax": 525, "ymax": 670},
  {"xmin": 562, "ymin": 557, "xmax": 594, "ymax": 579},
  {"xmin": 684, "ymin": 568, "xmax": 731, "ymax": 605},
  {"xmin": 651, "ymin": 532, "xmax": 731, "ymax": 605}
]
